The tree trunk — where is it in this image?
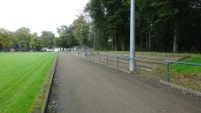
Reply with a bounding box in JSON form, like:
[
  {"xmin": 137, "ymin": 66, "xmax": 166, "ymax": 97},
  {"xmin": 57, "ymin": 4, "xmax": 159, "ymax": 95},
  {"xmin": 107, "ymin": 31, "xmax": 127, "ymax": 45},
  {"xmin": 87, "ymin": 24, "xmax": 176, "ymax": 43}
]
[
  {"xmin": 149, "ymin": 31, "xmax": 151, "ymax": 51},
  {"xmin": 93, "ymin": 35, "xmax": 96, "ymax": 50},
  {"xmin": 173, "ymin": 19, "xmax": 179, "ymax": 53},
  {"xmin": 146, "ymin": 32, "xmax": 149, "ymax": 50},
  {"xmin": 121, "ymin": 38, "xmax": 124, "ymax": 51},
  {"xmin": 115, "ymin": 33, "xmax": 118, "ymax": 51},
  {"xmin": 121, "ymin": 33, "xmax": 125, "ymax": 51},
  {"xmin": 112, "ymin": 33, "xmax": 115, "ymax": 50},
  {"xmin": 140, "ymin": 32, "xmax": 143, "ymax": 49},
  {"xmin": 199, "ymin": 38, "xmax": 201, "ymax": 52}
]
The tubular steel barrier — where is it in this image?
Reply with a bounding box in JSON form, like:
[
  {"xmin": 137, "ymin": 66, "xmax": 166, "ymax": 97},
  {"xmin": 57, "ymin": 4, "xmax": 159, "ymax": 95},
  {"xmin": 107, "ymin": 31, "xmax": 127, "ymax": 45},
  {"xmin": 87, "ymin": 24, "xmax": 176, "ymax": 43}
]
[
  {"xmin": 165, "ymin": 60, "xmax": 201, "ymax": 83},
  {"xmin": 85, "ymin": 52, "xmax": 137, "ymax": 72}
]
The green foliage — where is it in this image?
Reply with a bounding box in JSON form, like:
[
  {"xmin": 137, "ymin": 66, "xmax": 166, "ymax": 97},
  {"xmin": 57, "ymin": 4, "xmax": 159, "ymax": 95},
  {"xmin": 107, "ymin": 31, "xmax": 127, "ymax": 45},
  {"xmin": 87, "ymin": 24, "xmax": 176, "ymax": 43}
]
[
  {"xmin": 30, "ymin": 33, "xmax": 43, "ymax": 51},
  {"xmin": 72, "ymin": 15, "xmax": 90, "ymax": 46},
  {"xmin": 1, "ymin": 0, "xmax": 201, "ymax": 52},
  {"xmin": 0, "ymin": 28, "xmax": 56, "ymax": 51},
  {"xmin": 0, "ymin": 28, "xmax": 13, "ymax": 50},
  {"xmin": 85, "ymin": 0, "xmax": 201, "ymax": 52},
  {"xmin": 41, "ymin": 31, "xmax": 55, "ymax": 49},
  {"xmin": 85, "ymin": 0, "xmax": 130, "ymax": 50},
  {"xmin": 15, "ymin": 27, "xmax": 31, "ymax": 51},
  {"xmin": 57, "ymin": 25, "xmax": 78, "ymax": 49},
  {"xmin": 136, "ymin": 0, "xmax": 201, "ymax": 52},
  {"xmin": 55, "ymin": 37, "xmax": 62, "ymax": 48},
  {"xmin": 57, "ymin": 25, "xmax": 69, "ymax": 49},
  {"xmin": 0, "ymin": 52, "xmax": 57, "ymax": 113}
]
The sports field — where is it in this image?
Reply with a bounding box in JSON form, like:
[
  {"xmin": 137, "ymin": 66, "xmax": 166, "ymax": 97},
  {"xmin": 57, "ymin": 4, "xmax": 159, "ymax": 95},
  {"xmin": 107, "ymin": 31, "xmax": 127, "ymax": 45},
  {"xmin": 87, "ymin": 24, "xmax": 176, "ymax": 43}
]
[{"xmin": 0, "ymin": 52, "xmax": 57, "ymax": 113}]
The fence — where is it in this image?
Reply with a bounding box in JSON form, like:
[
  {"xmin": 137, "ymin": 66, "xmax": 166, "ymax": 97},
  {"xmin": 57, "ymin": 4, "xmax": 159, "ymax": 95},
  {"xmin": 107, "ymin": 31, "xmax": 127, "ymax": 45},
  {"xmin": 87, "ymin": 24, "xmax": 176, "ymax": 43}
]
[
  {"xmin": 85, "ymin": 52, "xmax": 136, "ymax": 72},
  {"xmin": 165, "ymin": 60, "xmax": 201, "ymax": 83}
]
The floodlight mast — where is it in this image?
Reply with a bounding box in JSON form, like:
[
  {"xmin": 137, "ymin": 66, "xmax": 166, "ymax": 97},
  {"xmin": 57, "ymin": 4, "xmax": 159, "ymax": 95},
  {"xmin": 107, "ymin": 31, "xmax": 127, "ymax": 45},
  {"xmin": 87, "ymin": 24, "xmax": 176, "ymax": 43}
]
[{"xmin": 130, "ymin": 0, "xmax": 137, "ymax": 73}]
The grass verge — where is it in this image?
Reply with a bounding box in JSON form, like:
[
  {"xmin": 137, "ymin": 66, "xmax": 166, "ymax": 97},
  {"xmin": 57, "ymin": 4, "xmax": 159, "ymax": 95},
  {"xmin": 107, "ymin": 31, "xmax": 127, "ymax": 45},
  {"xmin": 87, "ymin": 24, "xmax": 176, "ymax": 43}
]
[
  {"xmin": 0, "ymin": 52, "xmax": 57, "ymax": 113},
  {"xmin": 167, "ymin": 55, "xmax": 201, "ymax": 91},
  {"xmin": 93, "ymin": 51, "xmax": 201, "ymax": 91}
]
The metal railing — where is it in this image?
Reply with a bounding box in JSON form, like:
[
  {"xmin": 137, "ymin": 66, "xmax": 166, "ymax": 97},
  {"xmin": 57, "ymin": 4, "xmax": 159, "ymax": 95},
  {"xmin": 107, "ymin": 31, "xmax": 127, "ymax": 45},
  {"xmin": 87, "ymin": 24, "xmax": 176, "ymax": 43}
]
[
  {"xmin": 85, "ymin": 52, "xmax": 137, "ymax": 72},
  {"xmin": 165, "ymin": 60, "xmax": 201, "ymax": 83}
]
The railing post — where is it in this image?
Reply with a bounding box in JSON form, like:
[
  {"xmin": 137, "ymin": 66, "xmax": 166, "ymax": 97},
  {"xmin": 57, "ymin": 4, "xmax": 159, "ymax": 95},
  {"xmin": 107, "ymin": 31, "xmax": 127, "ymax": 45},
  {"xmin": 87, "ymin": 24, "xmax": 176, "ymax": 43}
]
[
  {"xmin": 166, "ymin": 60, "xmax": 170, "ymax": 83},
  {"xmin": 117, "ymin": 56, "xmax": 120, "ymax": 67}
]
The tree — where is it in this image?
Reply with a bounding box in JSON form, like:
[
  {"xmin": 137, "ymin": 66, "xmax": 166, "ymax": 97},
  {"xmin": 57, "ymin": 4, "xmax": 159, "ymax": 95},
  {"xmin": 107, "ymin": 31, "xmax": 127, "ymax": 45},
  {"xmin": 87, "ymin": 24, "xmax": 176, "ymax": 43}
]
[
  {"xmin": 72, "ymin": 15, "xmax": 90, "ymax": 46},
  {"xmin": 85, "ymin": 0, "xmax": 130, "ymax": 51},
  {"xmin": 55, "ymin": 37, "xmax": 62, "ymax": 48},
  {"xmin": 57, "ymin": 25, "xmax": 79, "ymax": 50},
  {"xmin": 30, "ymin": 33, "xmax": 42, "ymax": 51},
  {"xmin": 57, "ymin": 25, "xmax": 70, "ymax": 50},
  {"xmin": 84, "ymin": 0, "xmax": 201, "ymax": 52},
  {"xmin": 0, "ymin": 28, "xmax": 13, "ymax": 51},
  {"xmin": 41, "ymin": 31, "xmax": 55, "ymax": 49},
  {"xmin": 136, "ymin": 0, "xmax": 201, "ymax": 52},
  {"xmin": 85, "ymin": 0, "xmax": 110, "ymax": 50},
  {"xmin": 15, "ymin": 27, "xmax": 31, "ymax": 51},
  {"xmin": 148, "ymin": 0, "xmax": 182, "ymax": 53},
  {"xmin": 68, "ymin": 25, "xmax": 79, "ymax": 47}
]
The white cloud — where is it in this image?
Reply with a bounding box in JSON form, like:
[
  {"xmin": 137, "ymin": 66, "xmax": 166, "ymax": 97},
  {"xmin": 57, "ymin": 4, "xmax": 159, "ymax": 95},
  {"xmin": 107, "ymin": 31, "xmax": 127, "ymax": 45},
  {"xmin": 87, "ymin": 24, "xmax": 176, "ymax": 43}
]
[{"xmin": 0, "ymin": 0, "xmax": 89, "ymax": 36}]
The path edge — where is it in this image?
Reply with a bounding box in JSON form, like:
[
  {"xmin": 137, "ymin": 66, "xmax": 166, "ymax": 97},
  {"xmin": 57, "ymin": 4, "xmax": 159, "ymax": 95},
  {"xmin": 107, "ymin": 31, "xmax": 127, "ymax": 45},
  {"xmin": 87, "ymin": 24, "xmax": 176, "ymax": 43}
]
[
  {"xmin": 159, "ymin": 80, "xmax": 201, "ymax": 98},
  {"xmin": 73, "ymin": 53, "xmax": 201, "ymax": 98},
  {"xmin": 32, "ymin": 53, "xmax": 58, "ymax": 113}
]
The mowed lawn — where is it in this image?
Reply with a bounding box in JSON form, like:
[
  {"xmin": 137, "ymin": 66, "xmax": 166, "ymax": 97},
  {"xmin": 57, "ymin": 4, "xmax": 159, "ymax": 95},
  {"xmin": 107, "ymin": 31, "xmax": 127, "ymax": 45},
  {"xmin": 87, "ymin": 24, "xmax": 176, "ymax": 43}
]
[{"xmin": 0, "ymin": 52, "xmax": 57, "ymax": 113}]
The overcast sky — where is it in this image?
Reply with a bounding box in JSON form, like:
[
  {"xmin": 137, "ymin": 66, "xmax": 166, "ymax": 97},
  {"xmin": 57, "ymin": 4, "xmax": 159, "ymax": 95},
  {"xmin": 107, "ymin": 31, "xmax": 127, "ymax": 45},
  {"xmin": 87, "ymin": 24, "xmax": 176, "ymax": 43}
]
[{"xmin": 0, "ymin": 0, "xmax": 89, "ymax": 36}]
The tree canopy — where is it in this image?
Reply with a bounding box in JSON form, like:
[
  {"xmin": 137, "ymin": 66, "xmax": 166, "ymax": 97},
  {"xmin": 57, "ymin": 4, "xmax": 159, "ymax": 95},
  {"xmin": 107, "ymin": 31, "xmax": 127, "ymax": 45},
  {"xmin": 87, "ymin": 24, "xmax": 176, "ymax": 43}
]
[
  {"xmin": 0, "ymin": 28, "xmax": 13, "ymax": 50},
  {"xmin": 85, "ymin": 0, "xmax": 201, "ymax": 52},
  {"xmin": 41, "ymin": 31, "xmax": 55, "ymax": 49},
  {"xmin": 1, "ymin": 0, "xmax": 200, "ymax": 53},
  {"xmin": 56, "ymin": 25, "xmax": 78, "ymax": 50},
  {"xmin": 30, "ymin": 32, "xmax": 43, "ymax": 51},
  {"xmin": 15, "ymin": 27, "xmax": 31, "ymax": 51},
  {"xmin": 0, "ymin": 28, "xmax": 52, "ymax": 52},
  {"xmin": 72, "ymin": 15, "xmax": 91, "ymax": 47}
]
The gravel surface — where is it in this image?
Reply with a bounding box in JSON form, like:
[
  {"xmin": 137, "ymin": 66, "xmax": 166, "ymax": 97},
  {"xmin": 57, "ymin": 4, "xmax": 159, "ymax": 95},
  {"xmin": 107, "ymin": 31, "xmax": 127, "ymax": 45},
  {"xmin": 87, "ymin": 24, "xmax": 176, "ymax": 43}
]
[{"xmin": 46, "ymin": 52, "xmax": 201, "ymax": 113}]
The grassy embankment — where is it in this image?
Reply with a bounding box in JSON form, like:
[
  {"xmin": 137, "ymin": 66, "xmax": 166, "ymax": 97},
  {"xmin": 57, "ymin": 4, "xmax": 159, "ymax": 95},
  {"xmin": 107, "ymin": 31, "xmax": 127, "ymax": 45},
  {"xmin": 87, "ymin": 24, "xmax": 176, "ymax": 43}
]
[
  {"xmin": 168, "ymin": 54, "xmax": 201, "ymax": 90},
  {"xmin": 0, "ymin": 52, "xmax": 57, "ymax": 113},
  {"xmin": 95, "ymin": 51, "xmax": 201, "ymax": 90},
  {"xmin": 97, "ymin": 51, "xmax": 201, "ymax": 74}
]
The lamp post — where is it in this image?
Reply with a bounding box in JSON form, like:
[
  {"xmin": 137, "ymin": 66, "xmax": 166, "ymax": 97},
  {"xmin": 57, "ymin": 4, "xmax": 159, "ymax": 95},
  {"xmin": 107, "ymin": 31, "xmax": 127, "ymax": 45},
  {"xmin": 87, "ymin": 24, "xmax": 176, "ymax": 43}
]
[{"xmin": 130, "ymin": 0, "xmax": 137, "ymax": 73}]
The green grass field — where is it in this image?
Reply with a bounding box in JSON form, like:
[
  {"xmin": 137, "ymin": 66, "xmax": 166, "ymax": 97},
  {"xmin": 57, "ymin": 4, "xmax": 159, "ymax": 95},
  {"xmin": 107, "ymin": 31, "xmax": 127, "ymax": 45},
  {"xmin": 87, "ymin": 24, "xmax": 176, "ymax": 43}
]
[{"xmin": 0, "ymin": 52, "xmax": 57, "ymax": 113}]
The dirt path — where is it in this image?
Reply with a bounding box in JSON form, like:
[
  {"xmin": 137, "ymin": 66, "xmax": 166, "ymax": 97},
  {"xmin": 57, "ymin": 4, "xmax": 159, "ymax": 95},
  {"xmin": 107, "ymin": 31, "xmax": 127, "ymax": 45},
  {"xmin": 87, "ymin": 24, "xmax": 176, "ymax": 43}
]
[{"xmin": 46, "ymin": 52, "xmax": 201, "ymax": 113}]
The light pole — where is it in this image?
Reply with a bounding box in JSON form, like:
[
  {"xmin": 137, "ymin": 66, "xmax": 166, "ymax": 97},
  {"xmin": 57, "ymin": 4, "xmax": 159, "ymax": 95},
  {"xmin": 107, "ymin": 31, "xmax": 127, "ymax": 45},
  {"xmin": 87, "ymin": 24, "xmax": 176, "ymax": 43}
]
[{"xmin": 130, "ymin": 0, "xmax": 137, "ymax": 73}]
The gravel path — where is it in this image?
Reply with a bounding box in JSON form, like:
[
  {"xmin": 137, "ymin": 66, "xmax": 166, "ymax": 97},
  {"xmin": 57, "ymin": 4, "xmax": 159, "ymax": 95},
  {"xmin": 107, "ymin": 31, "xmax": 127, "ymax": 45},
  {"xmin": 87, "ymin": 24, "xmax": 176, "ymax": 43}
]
[{"xmin": 46, "ymin": 52, "xmax": 201, "ymax": 113}]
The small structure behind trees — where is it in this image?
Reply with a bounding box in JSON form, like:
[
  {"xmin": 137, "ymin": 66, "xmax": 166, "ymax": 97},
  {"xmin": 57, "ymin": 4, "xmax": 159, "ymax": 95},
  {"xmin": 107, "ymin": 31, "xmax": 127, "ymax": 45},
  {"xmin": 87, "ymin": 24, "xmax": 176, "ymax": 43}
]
[{"xmin": 10, "ymin": 48, "xmax": 15, "ymax": 53}]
